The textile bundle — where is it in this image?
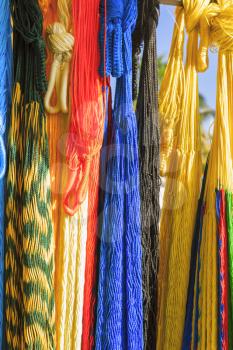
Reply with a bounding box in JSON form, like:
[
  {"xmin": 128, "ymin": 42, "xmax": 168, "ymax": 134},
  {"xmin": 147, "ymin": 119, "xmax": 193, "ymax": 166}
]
[
  {"xmin": 5, "ymin": 0, "xmax": 55, "ymax": 348},
  {"xmin": 158, "ymin": 0, "xmax": 233, "ymax": 349},
  {"xmin": 1, "ymin": 0, "xmax": 233, "ymax": 349}
]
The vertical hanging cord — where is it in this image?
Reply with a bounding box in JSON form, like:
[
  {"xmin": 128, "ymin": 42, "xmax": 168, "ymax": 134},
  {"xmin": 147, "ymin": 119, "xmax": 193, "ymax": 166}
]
[{"xmin": 133, "ymin": 1, "xmax": 160, "ymax": 348}]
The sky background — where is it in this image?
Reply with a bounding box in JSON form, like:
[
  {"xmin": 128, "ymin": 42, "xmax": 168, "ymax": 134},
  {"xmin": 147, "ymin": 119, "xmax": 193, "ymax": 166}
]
[{"xmin": 157, "ymin": 5, "xmax": 217, "ymax": 110}]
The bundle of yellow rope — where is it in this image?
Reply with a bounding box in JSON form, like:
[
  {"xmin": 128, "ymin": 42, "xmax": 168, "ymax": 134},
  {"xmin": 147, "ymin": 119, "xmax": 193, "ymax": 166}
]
[
  {"xmin": 158, "ymin": 1, "xmax": 209, "ymax": 349},
  {"xmin": 194, "ymin": 2, "xmax": 233, "ymax": 348},
  {"xmin": 158, "ymin": 0, "xmax": 233, "ymax": 349},
  {"xmin": 41, "ymin": 0, "xmax": 88, "ymax": 348}
]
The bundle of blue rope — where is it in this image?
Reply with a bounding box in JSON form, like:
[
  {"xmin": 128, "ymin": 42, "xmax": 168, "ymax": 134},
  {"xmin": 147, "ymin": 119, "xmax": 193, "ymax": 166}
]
[
  {"xmin": 95, "ymin": 0, "xmax": 143, "ymax": 349},
  {"xmin": 0, "ymin": 0, "xmax": 12, "ymax": 346}
]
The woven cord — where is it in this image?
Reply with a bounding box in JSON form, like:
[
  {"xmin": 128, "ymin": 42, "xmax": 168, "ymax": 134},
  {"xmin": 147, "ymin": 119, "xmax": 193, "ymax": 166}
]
[
  {"xmin": 95, "ymin": 0, "xmax": 143, "ymax": 348},
  {"xmin": 0, "ymin": 0, "xmax": 12, "ymax": 347},
  {"xmin": 5, "ymin": 0, "xmax": 55, "ymax": 348},
  {"xmin": 133, "ymin": 1, "xmax": 160, "ymax": 348}
]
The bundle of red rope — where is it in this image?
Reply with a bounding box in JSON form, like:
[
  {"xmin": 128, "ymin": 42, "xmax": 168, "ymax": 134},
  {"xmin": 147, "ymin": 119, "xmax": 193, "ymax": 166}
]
[
  {"xmin": 64, "ymin": 0, "xmax": 104, "ymax": 216},
  {"xmin": 64, "ymin": 0, "xmax": 104, "ymax": 348}
]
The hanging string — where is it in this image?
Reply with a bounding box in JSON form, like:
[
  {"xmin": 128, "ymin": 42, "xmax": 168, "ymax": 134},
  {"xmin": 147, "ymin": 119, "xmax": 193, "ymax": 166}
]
[
  {"xmin": 132, "ymin": 1, "xmax": 160, "ymax": 349},
  {"xmin": 0, "ymin": 0, "xmax": 12, "ymax": 347},
  {"xmin": 4, "ymin": 0, "xmax": 55, "ymax": 348},
  {"xmin": 95, "ymin": 0, "xmax": 143, "ymax": 348}
]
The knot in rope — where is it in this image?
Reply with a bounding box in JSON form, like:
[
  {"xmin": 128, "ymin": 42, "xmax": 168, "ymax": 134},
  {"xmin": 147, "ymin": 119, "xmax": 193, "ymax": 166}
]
[
  {"xmin": 197, "ymin": 3, "xmax": 233, "ymax": 72},
  {"xmin": 183, "ymin": 0, "xmax": 210, "ymax": 33},
  {"xmin": 99, "ymin": 0, "xmax": 137, "ymax": 77},
  {"xmin": 44, "ymin": 22, "xmax": 74, "ymax": 114},
  {"xmin": 46, "ymin": 22, "xmax": 74, "ymax": 62}
]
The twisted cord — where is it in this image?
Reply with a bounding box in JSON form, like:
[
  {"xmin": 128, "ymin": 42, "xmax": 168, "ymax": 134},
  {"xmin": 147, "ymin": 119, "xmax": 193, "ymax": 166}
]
[{"xmin": 133, "ymin": 1, "xmax": 160, "ymax": 348}]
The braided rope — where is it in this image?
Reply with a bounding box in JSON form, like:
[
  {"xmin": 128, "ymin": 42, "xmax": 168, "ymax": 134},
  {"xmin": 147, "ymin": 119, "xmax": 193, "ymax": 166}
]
[
  {"xmin": 5, "ymin": 0, "xmax": 55, "ymax": 344},
  {"xmin": 133, "ymin": 1, "xmax": 160, "ymax": 348}
]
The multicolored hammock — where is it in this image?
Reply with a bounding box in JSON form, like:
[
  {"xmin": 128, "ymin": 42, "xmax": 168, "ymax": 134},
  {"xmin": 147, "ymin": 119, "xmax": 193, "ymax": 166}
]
[
  {"xmin": 0, "ymin": 0, "xmax": 12, "ymax": 347},
  {"xmin": 95, "ymin": 0, "xmax": 143, "ymax": 349},
  {"xmin": 182, "ymin": 2, "xmax": 233, "ymax": 348},
  {"xmin": 5, "ymin": 0, "xmax": 55, "ymax": 348},
  {"xmin": 157, "ymin": 1, "xmax": 206, "ymax": 348}
]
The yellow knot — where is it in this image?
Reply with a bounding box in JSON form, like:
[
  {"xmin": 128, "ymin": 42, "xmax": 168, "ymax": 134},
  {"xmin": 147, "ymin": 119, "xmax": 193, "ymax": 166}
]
[
  {"xmin": 46, "ymin": 22, "xmax": 74, "ymax": 62},
  {"xmin": 183, "ymin": 0, "xmax": 210, "ymax": 33},
  {"xmin": 197, "ymin": 3, "xmax": 233, "ymax": 72},
  {"xmin": 44, "ymin": 22, "xmax": 74, "ymax": 114}
]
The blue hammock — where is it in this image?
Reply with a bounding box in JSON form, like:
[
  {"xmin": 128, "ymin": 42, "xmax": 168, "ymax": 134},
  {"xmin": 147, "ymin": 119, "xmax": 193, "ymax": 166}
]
[
  {"xmin": 0, "ymin": 0, "xmax": 12, "ymax": 346},
  {"xmin": 95, "ymin": 0, "xmax": 143, "ymax": 349}
]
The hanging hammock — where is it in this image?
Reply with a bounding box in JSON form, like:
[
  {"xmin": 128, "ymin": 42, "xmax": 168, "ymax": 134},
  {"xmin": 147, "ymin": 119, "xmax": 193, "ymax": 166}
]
[
  {"xmin": 157, "ymin": 1, "xmax": 208, "ymax": 348},
  {"xmin": 132, "ymin": 1, "xmax": 160, "ymax": 348},
  {"xmin": 41, "ymin": 0, "xmax": 90, "ymax": 348},
  {"xmin": 0, "ymin": 0, "xmax": 12, "ymax": 347},
  {"xmin": 60, "ymin": 0, "xmax": 105, "ymax": 348},
  {"xmin": 182, "ymin": 2, "xmax": 233, "ymax": 348},
  {"xmin": 95, "ymin": 0, "xmax": 143, "ymax": 348},
  {"xmin": 5, "ymin": 0, "xmax": 55, "ymax": 348}
]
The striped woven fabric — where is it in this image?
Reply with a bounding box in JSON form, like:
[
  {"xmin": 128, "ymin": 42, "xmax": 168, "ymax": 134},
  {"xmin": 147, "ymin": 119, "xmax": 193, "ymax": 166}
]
[
  {"xmin": 4, "ymin": 0, "xmax": 55, "ymax": 348},
  {"xmin": 0, "ymin": 0, "xmax": 12, "ymax": 347}
]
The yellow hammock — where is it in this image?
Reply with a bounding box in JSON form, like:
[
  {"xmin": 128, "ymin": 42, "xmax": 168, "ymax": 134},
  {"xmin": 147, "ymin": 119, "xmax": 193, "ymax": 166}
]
[
  {"xmin": 158, "ymin": 0, "xmax": 233, "ymax": 349},
  {"xmin": 157, "ymin": 1, "xmax": 208, "ymax": 349},
  {"xmin": 194, "ymin": 1, "xmax": 233, "ymax": 348}
]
